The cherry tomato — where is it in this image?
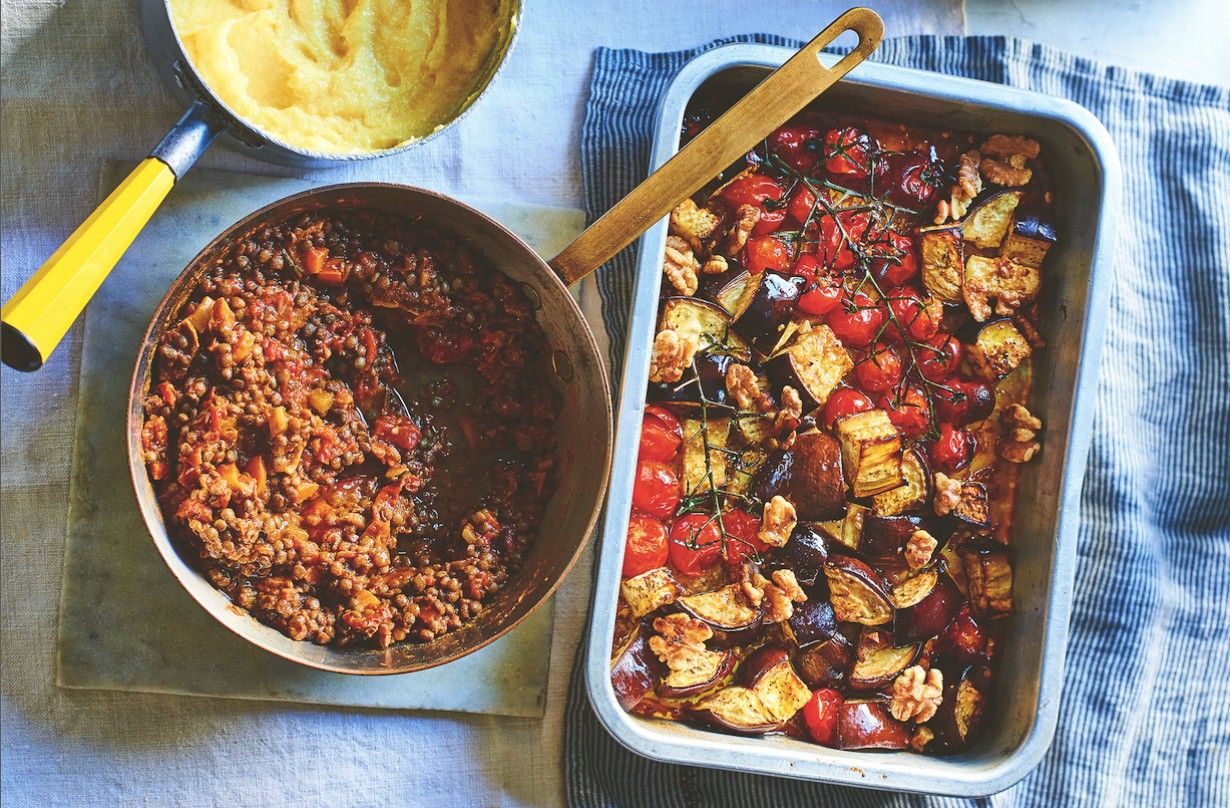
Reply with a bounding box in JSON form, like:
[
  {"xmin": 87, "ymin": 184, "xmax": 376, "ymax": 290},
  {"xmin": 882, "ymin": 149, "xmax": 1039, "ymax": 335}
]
[
  {"xmin": 879, "ymin": 150, "xmax": 944, "ymax": 209},
  {"xmin": 879, "ymin": 385, "xmax": 931, "ymax": 439},
  {"xmin": 644, "ymin": 404, "xmax": 683, "ymax": 437},
  {"xmin": 816, "ymin": 210, "xmax": 869, "ymax": 272},
  {"xmin": 823, "ymin": 127, "xmax": 875, "ymax": 182},
  {"xmin": 720, "ymin": 508, "xmax": 769, "ymax": 565},
  {"xmin": 798, "ymin": 281, "xmax": 843, "ymax": 317},
  {"xmin": 791, "ymin": 253, "xmax": 822, "ymax": 285},
  {"xmin": 638, "ymin": 417, "xmax": 681, "ymax": 462},
  {"xmin": 622, "ymin": 513, "xmax": 670, "ymax": 578},
  {"xmin": 787, "ymin": 185, "xmax": 817, "ymax": 225},
  {"xmin": 885, "ymin": 286, "xmax": 941, "ymax": 343},
  {"xmin": 916, "ymin": 332, "xmax": 965, "ymax": 382},
  {"xmin": 934, "ymin": 378, "xmax": 996, "ymax": 426},
  {"xmin": 372, "ymin": 414, "xmax": 421, "ymax": 452},
  {"xmin": 802, "ymin": 688, "xmax": 843, "ymax": 746},
  {"xmin": 853, "ymin": 343, "xmax": 904, "ymax": 394},
  {"xmin": 938, "ymin": 604, "xmax": 987, "ymax": 662},
  {"xmin": 929, "ymin": 422, "xmax": 975, "ymax": 472},
  {"xmin": 668, "ymin": 513, "xmax": 723, "ymax": 575},
  {"xmin": 769, "ymin": 124, "xmax": 823, "ymax": 173},
  {"xmin": 868, "ymin": 229, "xmax": 920, "ymax": 287},
  {"xmin": 821, "ymin": 387, "xmax": 874, "ymax": 429},
  {"xmin": 720, "ymin": 174, "xmax": 786, "ymax": 235},
  {"xmin": 744, "ymin": 236, "xmax": 793, "ymax": 275},
  {"xmin": 826, "ymin": 290, "xmax": 886, "ymax": 349},
  {"xmin": 632, "ymin": 460, "xmax": 680, "ymax": 518}
]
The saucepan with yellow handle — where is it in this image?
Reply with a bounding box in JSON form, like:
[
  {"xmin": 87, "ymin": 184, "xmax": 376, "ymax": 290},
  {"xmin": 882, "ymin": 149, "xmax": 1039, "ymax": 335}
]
[{"xmin": 0, "ymin": 0, "xmax": 522, "ymax": 371}]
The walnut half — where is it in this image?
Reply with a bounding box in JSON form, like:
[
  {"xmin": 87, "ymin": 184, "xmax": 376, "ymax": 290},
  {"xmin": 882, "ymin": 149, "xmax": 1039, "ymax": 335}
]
[
  {"xmin": 758, "ymin": 495, "xmax": 797, "ymax": 548},
  {"xmin": 1000, "ymin": 403, "xmax": 1042, "ymax": 463},
  {"xmin": 662, "ymin": 236, "xmax": 699, "ymax": 296},
  {"xmin": 890, "ymin": 665, "xmax": 944, "ymax": 723},
  {"xmin": 904, "ymin": 529, "xmax": 937, "ymax": 569},
  {"xmin": 648, "ymin": 613, "xmax": 713, "ymax": 671},
  {"xmin": 648, "ymin": 328, "xmax": 698, "ymax": 383}
]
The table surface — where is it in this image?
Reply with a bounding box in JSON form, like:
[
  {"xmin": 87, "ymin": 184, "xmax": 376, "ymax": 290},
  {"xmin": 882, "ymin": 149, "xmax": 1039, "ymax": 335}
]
[{"xmin": 2, "ymin": 1, "xmax": 1226, "ymax": 806}]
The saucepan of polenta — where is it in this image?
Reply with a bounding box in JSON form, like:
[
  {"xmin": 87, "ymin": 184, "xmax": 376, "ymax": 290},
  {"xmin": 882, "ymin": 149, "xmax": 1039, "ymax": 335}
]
[{"xmin": 1, "ymin": 0, "xmax": 519, "ymax": 371}]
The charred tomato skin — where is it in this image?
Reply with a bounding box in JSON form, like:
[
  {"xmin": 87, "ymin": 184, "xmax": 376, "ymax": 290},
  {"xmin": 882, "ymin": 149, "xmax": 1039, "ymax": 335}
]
[
  {"xmin": 720, "ymin": 174, "xmax": 787, "ymax": 235},
  {"xmin": 928, "ymin": 422, "xmax": 975, "ymax": 472},
  {"xmin": 632, "ymin": 460, "xmax": 680, "ymax": 517},
  {"xmin": 916, "ymin": 332, "xmax": 965, "ymax": 383},
  {"xmin": 721, "ymin": 508, "xmax": 769, "ymax": 565},
  {"xmin": 879, "ymin": 385, "xmax": 931, "ymax": 439},
  {"xmin": 853, "ymin": 343, "xmax": 904, "ymax": 394},
  {"xmin": 823, "ymin": 127, "xmax": 876, "ymax": 183},
  {"xmin": 879, "ymin": 150, "xmax": 945, "ymax": 209},
  {"xmin": 869, "ymin": 230, "xmax": 920, "ymax": 287},
  {"xmin": 822, "ymin": 387, "xmax": 875, "ymax": 429},
  {"xmin": 669, "ymin": 513, "xmax": 723, "ymax": 575},
  {"xmin": 826, "ymin": 291, "xmax": 886, "ymax": 349},
  {"xmin": 638, "ymin": 416, "xmax": 681, "ymax": 462},
  {"xmin": 769, "ymin": 124, "xmax": 824, "ymax": 173},
  {"xmin": 622, "ymin": 514, "xmax": 669, "ymax": 578},
  {"xmin": 934, "ymin": 378, "xmax": 996, "ymax": 427},
  {"xmin": 802, "ymin": 688, "xmax": 843, "ymax": 746},
  {"xmin": 745, "ymin": 236, "xmax": 794, "ymax": 275}
]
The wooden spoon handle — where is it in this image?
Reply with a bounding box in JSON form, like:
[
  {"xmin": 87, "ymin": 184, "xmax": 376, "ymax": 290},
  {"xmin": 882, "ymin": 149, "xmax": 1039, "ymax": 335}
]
[{"xmin": 549, "ymin": 7, "xmax": 884, "ymax": 286}]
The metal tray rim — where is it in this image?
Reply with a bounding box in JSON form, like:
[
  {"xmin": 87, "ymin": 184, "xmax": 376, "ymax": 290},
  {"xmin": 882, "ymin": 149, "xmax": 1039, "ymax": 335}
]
[{"xmin": 583, "ymin": 43, "xmax": 1121, "ymax": 797}]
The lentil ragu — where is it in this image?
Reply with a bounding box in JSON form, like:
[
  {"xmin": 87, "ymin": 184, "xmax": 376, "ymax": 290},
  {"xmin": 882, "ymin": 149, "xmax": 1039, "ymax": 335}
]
[{"xmin": 140, "ymin": 210, "xmax": 559, "ymax": 649}]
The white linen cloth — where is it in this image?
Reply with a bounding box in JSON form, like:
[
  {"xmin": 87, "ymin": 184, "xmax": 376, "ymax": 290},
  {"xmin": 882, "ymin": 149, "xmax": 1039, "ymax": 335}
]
[{"xmin": 0, "ymin": 3, "xmax": 962, "ymax": 806}]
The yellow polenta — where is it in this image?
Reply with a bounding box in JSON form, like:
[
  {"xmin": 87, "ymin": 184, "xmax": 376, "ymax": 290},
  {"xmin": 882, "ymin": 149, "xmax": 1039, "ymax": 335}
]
[{"xmin": 169, "ymin": 0, "xmax": 513, "ymax": 153}]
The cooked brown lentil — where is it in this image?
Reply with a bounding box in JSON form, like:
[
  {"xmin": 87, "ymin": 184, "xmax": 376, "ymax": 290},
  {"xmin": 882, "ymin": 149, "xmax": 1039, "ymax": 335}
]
[{"xmin": 141, "ymin": 210, "xmax": 559, "ymax": 649}]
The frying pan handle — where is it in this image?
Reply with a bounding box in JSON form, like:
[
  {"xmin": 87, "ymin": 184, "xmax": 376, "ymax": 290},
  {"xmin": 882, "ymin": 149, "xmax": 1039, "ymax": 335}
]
[
  {"xmin": 1, "ymin": 101, "xmax": 225, "ymax": 371},
  {"xmin": 548, "ymin": 7, "xmax": 884, "ymax": 286}
]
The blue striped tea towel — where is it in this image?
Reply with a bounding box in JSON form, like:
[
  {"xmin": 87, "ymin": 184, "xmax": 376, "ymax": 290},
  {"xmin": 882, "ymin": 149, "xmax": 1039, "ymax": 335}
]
[{"xmin": 564, "ymin": 35, "xmax": 1230, "ymax": 807}]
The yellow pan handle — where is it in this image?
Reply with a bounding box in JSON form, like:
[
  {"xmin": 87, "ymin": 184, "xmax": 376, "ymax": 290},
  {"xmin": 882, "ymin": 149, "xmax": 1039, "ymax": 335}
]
[
  {"xmin": 1, "ymin": 159, "xmax": 175, "ymax": 370},
  {"xmin": 2, "ymin": 101, "xmax": 224, "ymax": 371}
]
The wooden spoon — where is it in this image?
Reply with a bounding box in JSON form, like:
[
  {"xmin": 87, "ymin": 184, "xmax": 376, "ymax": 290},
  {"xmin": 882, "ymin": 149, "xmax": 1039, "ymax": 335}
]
[{"xmin": 550, "ymin": 7, "xmax": 884, "ymax": 285}]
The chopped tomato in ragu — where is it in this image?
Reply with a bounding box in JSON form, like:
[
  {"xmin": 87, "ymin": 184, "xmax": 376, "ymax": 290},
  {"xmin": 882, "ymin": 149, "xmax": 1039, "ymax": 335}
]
[{"xmin": 614, "ymin": 105, "xmax": 1055, "ymax": 755}]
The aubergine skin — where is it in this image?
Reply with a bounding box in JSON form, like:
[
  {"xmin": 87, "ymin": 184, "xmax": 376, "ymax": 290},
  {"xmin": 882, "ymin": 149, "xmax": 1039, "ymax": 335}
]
[
  {"xmin": 751, "ymin": 433, "xmax": 846, "ymax": 522},
  {"xmin": 895, "ymin": 573, "xmax": 963, "ymax": 645},
  {"xmin": 795, "ymin": 635, "xmax": 854, "ymax": 690},
  {"xmin": 657, "ymin": 651, "xmax": 736, "ymax": 700},
  {"xmin": 836, "ymin": 701, "xmax": 911, "ymax": 750},
  {"xmin": 733, "ymin": 271, "xmax": 806, "ymax": 354},
  {"xmin": 787, "ymin": 599, "xmax": 840, "ymax": 648},
  {"xmin": 647, "ymin": 352, "xmax": 737, "ymax": 407},
  {"xmin": 772, "ymin": 523, "xmax": 832, "ymax": 589},
  {"xmin": 925, "ymin": 663, "xmax": 992, "ymax": 753},
  {"xmin": 609, "ymin": 626, "xmax": 665, "ymax": 711},
  {"xmin": 738, "ymin": 646, "xmax": 792, "ymax": 688},
  {"xmin": 860, "ymin": 514, "xmax": 923, "ymax": 558}
]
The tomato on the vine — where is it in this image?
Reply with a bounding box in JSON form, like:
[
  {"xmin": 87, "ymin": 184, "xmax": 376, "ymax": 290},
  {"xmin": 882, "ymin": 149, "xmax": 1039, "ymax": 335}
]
[
  {"xmin": 802, "ymin": 688, "xmax": 843, "ymax": 746},
  {"xmin": 822, "ymin": 387, "xmax": 874, "ymax": 429},
  {"xmin": 880, "ymin": 385, "xmax": 931, "ymax": 438},
  {"xmin": 816, "ymin": 210, "xmax": 869, "ymax": 272},
  {"xmin": 668, "ymin": 513, "xmax": 723, "ymax": 575},
  {"xmin": 823, "ymin": 127, "xmax": 875, "ymax": 182},
  {"xmin": 929, "ymin": 422, "xmax": 975, "ymax": 472},
  {"xmin": 644, "ymin": 404, "xmax": 682, "ymax": 436},
  {"xmin": 787, "ymin": 185, "xmax": 817, "ymax": 226},
  {"xmin": 853, "ymin": 342, "xmax": 904, "ymax": 394},
  {"xmin": 916, "ymin": 332, "xmax": 965, "ymax": 382},
  {"xmin": 790, "ymin": 253, "xmax": 822, "ymax": 285},
  {"xmin": 720, "ymin": 508, "xmax": 769, "ymax": 565},
  {"xmin": 868, "ymin": 229, "xmax": 920, "ymax": 287},
  {"xmin": 632, "ymin": 460, "xmax": 679, "ymax": 518},
  {"xmin": 885, "ymin": 286, "xmax": 941, "ymax": 343},
  {"xmin": 622, "ymin": 513, "xmax": 669, "ymax": 578},
  {"xmin": 826, "ymin": 290, "xmax": 886, "ymax": 349},
  {"xmin": 798, "ymin": 280, "xmax": 843, "ymax": 317},
  {"xmin": 879, "ymin": 150, "xmax": 945, "ymax": 209},
  {"xmin": 934, "ymin": 378, "xmax": 996, "ymax": 426},
  {"xmin": 745, "ymin": 236, "xmax": 793, "ymax": 275},
  {"xmin": 769, "ymin": 124, "xmax": 823, "ymax": 173},
  {"xmin": 638, "ymin": 416, "xmax": 681, "ymax": 462},
  {"xmin": 720, "ymin": 174, "xmax": 786, "ymax": 235}
]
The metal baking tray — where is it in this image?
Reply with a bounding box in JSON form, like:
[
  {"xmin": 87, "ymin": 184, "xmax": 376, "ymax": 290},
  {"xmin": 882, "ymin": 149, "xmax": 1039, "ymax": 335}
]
[{"xmin": 583, "ymin": 43, "xmax": 1120, "ymax": 796}]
